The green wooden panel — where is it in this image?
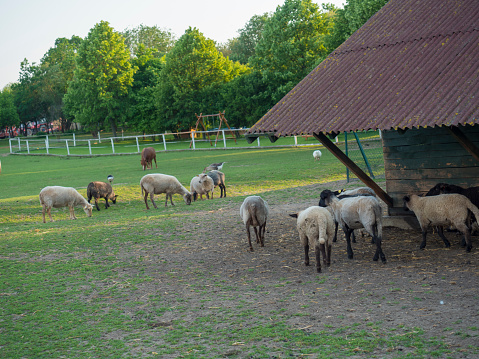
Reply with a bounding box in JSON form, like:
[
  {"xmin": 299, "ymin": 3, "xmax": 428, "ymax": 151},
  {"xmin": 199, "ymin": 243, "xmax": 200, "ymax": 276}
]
[{"xmin": 386, "ymin": 167, "xmax": 479, "ymax": 181}]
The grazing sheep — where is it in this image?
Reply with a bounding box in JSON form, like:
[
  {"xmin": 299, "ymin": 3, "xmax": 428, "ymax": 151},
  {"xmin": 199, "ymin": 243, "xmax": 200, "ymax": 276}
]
[
  {"xmin": 207, "ymin": 170, "xmax": 226, "ymax": 198},
  {"xmin": 203, "ymin": 161, "xmax": 226, "ymax": 172},
  {"xmin": 190, "ymin": 173, "xmax": 215, "ymax": 201},
  {"xmin": 107, "ymin": 174, "xmax": 114, "ymax": 184},
  {"xmin": 403, "ymin": 193, "xmax": 479, "ymax": 252},
  {"xmin": 313, "ymin": 150, "xmax": 322, "ymax": 161},
  {"xmin": 240, "ymin": 196, "xmax": 270, "ymax": 251},
  {"xmin": 289, "ymin": 206, "xmax": 335, "ymax": 272},
  {"xmin": 39, "ymin": 186, "xmax": 93, "ymax": 223},
  {"xmin": 319, "ymin": 189, "xmax": 386, "ymax": 262},
  {"xmin": 140, "ymin": 147, "xmax": 157, "ymax": 171},
  {"xmin": 140, "ymin": 174, "xmax": 192, "ymax": 209},
  {"xmin": 87, "ymin": 181, "xmax": 118, "ymax": 211}
]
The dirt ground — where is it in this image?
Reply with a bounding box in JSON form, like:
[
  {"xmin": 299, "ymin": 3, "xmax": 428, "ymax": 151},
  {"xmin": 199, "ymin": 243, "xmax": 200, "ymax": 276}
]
[{"xmin": 114, "ymin": 182, "xmax": 479, "ymax": 357}]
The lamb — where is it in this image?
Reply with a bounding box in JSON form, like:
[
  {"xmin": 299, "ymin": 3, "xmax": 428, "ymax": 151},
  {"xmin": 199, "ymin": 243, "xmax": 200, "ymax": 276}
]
[
  {"xmin": 206, "ymin": 170, "xmax": 226, "ymax": 198},
  {"xmin": 39, "ymin": 186, "xmax": 93, "ymax": 223},
  {"xmin": 203, "ymin": 161, "xmax": 226, "ymax": 172},
  {"xmin": 87, "ymin": 181, "xmax": 118, "ymax": 211},
  {"xmin": 140, "ymin": 173, "xmax": 192, "ymax": 209},
  {"xmin": 240, "ymin": 196, "xmax": 270, "ymax": 251},
  {"xmin": 289, "ymin": 206, "xmax": 335, "ymax": 272},
  {"xmin": 313, "ymin": 150, "xmax": 322, "ymax": 161},
  {"xmin": 190, "ymin": 173, "xmax": 214, "ymax": 201},
  {"xmin": 140, "ymin": 147, "xmax": 157, "ymax": 171},
  {"xmin": 319, "ymin": 189, "xmax": 386, "ymax": 262},
  {"xmin": 403, "ymin": 193, "xmax": 479, "ymax": 252}
]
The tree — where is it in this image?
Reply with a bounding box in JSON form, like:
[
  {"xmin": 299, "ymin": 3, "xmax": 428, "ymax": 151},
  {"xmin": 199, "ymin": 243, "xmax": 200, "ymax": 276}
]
[
  {"xmin": 156, "ymin": 27, "xmax": 250, "ymax": 132},
  {"xmin": 122, "ymin": 24, "xmax": 176, "ymax": 58},
  {"xmin": 250, "ymin": 0, "xmax": 332, "ymax": 105},
  {"xmin": 64, "ymin": 21, "xmax": 136, "ymax": 137},
  {"xmin": 0, "ymin": 86, "xmax": 20, "ymax": 131}
]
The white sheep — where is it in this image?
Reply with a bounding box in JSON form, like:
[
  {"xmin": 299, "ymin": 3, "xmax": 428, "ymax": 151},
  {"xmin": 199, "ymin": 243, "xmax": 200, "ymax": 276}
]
[
  {"xmin": 403, "ymin": 193, "xmax": 479, "ymax": 252},
  {"xmin": 140, "ymin": 174, "xmax": 192, "ymax": 209},
  {"xmin": 206, "ymin": 170, "xmax": 226, "ymax": 198},
  {"xmin": 289, "ymin": 206, "xmax": 335, "ymax": 272},
  {"xmin": 319, "ymin": 189, "xmax": 386, "ymax": 263},
  {"xmin": 39, "ymin": 186, "xmax": 93, "ymax": 223},
  {"xmin": 240, "ymin": 196, "xmax": 270, "ymax": 251},
  {"xmin": 313, "ymin": 150, "xmax": 322, "ymax": 161},
  {"xmin": 190, "ymin": 173, "xmax": 214, "ymax": 201}
]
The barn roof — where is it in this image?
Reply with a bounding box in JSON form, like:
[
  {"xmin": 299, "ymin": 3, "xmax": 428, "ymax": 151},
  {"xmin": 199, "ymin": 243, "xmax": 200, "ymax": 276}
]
[{"xmin": 247, "ymin": 0, "xmax": 479, "ymax": 138}]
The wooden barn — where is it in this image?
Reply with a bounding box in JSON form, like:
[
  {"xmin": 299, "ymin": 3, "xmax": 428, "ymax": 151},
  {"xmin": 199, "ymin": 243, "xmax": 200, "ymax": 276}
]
[{"xmin": 246, "ymin": 0, "xmax": 479, "ymax": 226}]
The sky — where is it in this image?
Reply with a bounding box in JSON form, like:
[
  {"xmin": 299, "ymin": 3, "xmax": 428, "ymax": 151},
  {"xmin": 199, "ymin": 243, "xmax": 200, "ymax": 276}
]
[{"xmin": 0, "ymin": 0, "xmax": 345, "ymax": 90}]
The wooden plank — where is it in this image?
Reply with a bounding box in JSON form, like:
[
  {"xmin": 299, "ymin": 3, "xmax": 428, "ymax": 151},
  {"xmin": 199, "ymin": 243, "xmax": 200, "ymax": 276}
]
[
  {"xmin": 447, "ymin": 126, "xmax": 479, "ymax": 162},
  {"xmin": 385, "ymin": 167, "xmax": 479, "ymax": 181},
  {"xmin": 314, "ymin": 132, "xmax": 393, "ymax": 207},
  {"xmin": 384, "ymin": 156, "xmax": 478, "ymax": 170}
]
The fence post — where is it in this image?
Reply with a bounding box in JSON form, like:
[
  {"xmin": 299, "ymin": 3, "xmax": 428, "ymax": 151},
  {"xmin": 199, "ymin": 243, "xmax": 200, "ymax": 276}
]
[
  {"xmin": 88, "ymin": 140, "xmax": 92, "ymax": 155},
  {"xmin": 222, "ymin": 130, "xmax": 227, "ymax": 148},
  {"xmin": 73, "ymin": 133, "xmax": 76, "ymax": 146},
  {"xmin": 46, "ymin": 136, "xmax": 49, "ymax": 154},
  {"xmin": 191, "ymin": 131, "xmax": 196, "ymax": 150},
  {"xmin": 26, "ymin": 140, "xmax": 30, "ymax": 154},
  {"xmin": 110, "ymin": 138, "xmax": 115, "ymax": 154},
  {"xmin": 257, "ymin": 137, "xmax": 260, "ymax": 146},
  {"xmin": 136, "ymin": 137, "xmax": 140, "ymax": 153},
  {"xmin": 162, "ymin": 134, "xmax": 167, "ymax": 151},
  {"xmin": 66, "ymin": 140, "xmax": 70, "ymax": 155},
  {"xmin": 294, "ymin": 136, "xmax": 298, "ymax": 146},
  {"xmin": 98, "ymin": 132, "xmax": 101, "ymax": 143},
  {"xmin": 17, "ymin": 137, "xmax": 21, "ymax": 151}
]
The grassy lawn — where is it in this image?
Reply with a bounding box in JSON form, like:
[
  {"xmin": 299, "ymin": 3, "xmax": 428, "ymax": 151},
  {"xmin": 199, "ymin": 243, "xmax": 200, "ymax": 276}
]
[{"xmin": 1, "ymin": 142, "xmax": 475, "ymax": 358}]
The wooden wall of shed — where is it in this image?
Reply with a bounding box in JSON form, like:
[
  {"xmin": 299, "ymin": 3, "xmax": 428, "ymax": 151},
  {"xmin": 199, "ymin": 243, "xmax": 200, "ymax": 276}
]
[{"xmin": 382, "ymin": 125, "xmax": 479, "ymax": 216}]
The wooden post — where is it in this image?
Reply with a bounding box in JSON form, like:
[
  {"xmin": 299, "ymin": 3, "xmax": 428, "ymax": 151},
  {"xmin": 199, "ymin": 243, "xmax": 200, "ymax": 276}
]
[{"xmin": 447, "ymin": 126, "xmax": 479, "ymax": 162}]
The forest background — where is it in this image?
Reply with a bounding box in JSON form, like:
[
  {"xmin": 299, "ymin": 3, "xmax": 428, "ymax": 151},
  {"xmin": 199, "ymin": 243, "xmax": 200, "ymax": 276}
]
[{"xmin": 0, "ymin": 0, "xmax": 388, "ymax": 138}]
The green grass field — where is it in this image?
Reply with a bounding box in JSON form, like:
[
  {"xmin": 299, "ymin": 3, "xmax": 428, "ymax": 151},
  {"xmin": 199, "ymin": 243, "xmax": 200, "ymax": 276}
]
[{"xmin": 2, "ymin": 144, "xmax": 474, "ymax": 358}]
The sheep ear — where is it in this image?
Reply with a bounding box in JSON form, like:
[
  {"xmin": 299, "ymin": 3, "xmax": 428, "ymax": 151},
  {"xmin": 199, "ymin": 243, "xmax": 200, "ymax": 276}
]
[{"xmin": 289, "ymin": 213, "xmax": 298, "ymax": 218}]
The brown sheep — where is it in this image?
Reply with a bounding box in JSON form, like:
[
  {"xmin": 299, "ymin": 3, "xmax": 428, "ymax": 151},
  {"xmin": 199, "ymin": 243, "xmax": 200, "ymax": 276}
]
[
  {"xmin": 140, "ymin": 147, "xmax": 157, "ymax": 171},
  {"xmin": 87, "ymin": 181, "xmax": 118, "ymax": 211}
]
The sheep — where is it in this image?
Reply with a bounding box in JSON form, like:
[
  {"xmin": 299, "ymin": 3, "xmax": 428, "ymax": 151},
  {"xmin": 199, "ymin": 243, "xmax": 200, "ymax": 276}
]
[
  {"xmin": 319, "ymin": 189, "xmax": 376, "ymax": 243},
  {"xmin": 87, "ymin": 181, "xmax": 118, "ymax": 211},
  {"xmin": 289, "ymin": 206, "xmax": 335, "ymax": 272},
  {"xmin": 319, "ymin": 189, "xmax": 386, "ymax": 262},
  {"xmin": 140, "ymin": 147, "xmax": 157, "ymax": 171},
  {"xmin": 140, "ymin": 173, "xmax": 192, "ymax": 209},
  {"xmin": 107, "ymin": 174, "xmax": 114, "ymax": 184},
  {"xmin": 190, "ymin": 173, "xmax": 215, "ymax": 201},
  {"xmin": 206, "ymin": 170, "xmax": 226, "ymax": 198},
  {"xmin": 39, "ymin": 186, "xmax": 93, "ymax": 223},
  {"xmin": 203, "ymin": 161, "xmax": 226, "ymax": 172},
  {"xmin": 313, "ymin": 150, "xmax": 322, "ymax": 161},
  {"xmin": 240, "ymin": 196, "xmax": 270, "ymax": 251},
  {"xmin": 403, "ymin": 193, "xmax": 479, "ymax": 252}
]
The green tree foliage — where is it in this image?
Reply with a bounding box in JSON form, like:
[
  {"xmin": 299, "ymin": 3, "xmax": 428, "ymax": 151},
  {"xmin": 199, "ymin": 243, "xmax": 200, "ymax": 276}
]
[
  {"xmin": 326, "ymin": 0, "xmax": 389, "ymax": 52},
  {"xmin": 0, "ymin": 86, "xmax": 20, "ymax": 131},
  {"xmin": 228, "ymin": 13, "xmax": 270, "ymax": 64},
  {"xmin": 250, "ymin": 0, "xmax": 332, "ymax": 105},
  {"xmin": 64, "ymin": 21, "xmax": 136, "ymax": 137},
  {"xmin": 156, "ymin": 27, "xmax": 250, "ymax": 132},
  {"xmin": 122, "ymin": 24, "xmax": 176, "ymax": 58}
]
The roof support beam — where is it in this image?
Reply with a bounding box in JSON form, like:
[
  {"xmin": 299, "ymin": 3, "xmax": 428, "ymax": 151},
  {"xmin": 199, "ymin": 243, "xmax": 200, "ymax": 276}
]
[
  {"xmin": 446, "ymin": 125, "xmax": 479, "ymax": 162},
  {"xmin": 313, "ymin": 132, "xmax": 394, "ymax": 207}
]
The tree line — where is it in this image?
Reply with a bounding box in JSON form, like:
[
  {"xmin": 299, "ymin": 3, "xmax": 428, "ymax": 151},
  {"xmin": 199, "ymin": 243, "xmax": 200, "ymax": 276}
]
[{"xmin": 0, "ymin": 0, "xmax": 388, "ymax": 137}]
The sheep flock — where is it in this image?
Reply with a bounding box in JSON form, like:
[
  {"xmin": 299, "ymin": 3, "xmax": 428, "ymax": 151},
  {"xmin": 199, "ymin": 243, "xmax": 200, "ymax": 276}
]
[{"xmin": 36, "ymin": 148, "xmax": 478, "ymax": 272}]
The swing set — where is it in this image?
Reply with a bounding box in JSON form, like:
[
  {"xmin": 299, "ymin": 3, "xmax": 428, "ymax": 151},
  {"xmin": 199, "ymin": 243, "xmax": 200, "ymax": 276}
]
[{"xmin": 189, "ymin": 111, "xmax": 237, "ymax": 148}]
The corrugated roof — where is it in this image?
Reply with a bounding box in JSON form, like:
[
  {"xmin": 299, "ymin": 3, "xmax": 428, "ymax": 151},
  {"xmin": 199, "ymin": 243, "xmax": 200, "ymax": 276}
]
[{"xmin": 248, "ymin": 0, "xmax": 479, "ymax": 137}]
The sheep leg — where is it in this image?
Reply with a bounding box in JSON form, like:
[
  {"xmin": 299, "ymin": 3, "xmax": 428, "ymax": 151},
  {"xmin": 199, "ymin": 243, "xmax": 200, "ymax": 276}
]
[
  {"xmin": 315, "ymin": 245, "xmax": 323, "ymax": 273},
  {"xmin": 261, "ymin": 221, "xmax": 267, "ymax": 245},
  {"xmin": 246, "ymin": 225, "xmax": 254, "ymax": 251},
  {"xmin": 436, "ymin": 226, "xmax": 451, "ymax": 248},
  {"xmin": 253, "ymin": 226, "xmax": 260, "ymax": 244},
  {"xmin": 372, "ymin": 236, "xmax": 386, "ymax": 263},
  {"xmin": 94, "ymin": 198, "xmax": 100, "ymax": 211},
  {"xmin": 304, "ymin": 243, "xmax": 310, "ymax": 266},
  {"xmin": 147, "ymin": 193, "xmax": 157, "ymax": 209},
  {"xmin": 104, "ymin": 198, "xmax": 110, "ymax": 209},
  {"xmin": 464, "ymin": 228, "xmax": 472, "ymax": 252},
  {"xmin": 69, "ymin": 206, "xmax": 77, "ymax": 220},
  {"xmin": 258, "ymin": 224, "xmax": 265, "ymax": 247},
  {"xmin": 333, "ymin": 221, "xmax": 338, "ymax": 242},
  {"xmin": 143, "ymin": 191, "xmax": 150, "ymax": 210},
  {"xmin": 352, "ymin": 230, "xmax": 357, "ymax": 243},
  {"xmin": 221, "ymin": 184, "xmax": 226, "ymax": 198},
  {"xmin": 345, "ymin": 227, "xmax": 354, "ymax": 259},
  {"xmin": 419, "ymin": 230, "xmax": 428, "ymax": 249},
  {"xmin": 327, "ymin": 244, "xmax": 332, "ymax": 266},
  {"xmin": 47, "ymin": 207, "xmax": 53, "ymax": 222}
]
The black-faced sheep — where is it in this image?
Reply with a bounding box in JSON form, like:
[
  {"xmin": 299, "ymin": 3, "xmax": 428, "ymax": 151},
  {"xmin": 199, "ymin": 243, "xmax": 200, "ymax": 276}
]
[
  {"xmin": 87, "ymin": 181, "xmax": 118, "ymax": 211},
  {"xmin": 140, "ymin": 174, "xmax": 192, "ymax": 209},
  {"xmin": 319, "ymin": 189, "xmax": 386, "ymax": 262},
  {"xmin": 207, "ymin": 170, "xmax": 226, "ymax": 198},
  {"xmin": 403, "ymin": 193, "xmax": 479, "ymax": 252},
  {"xmin": 289, "ymin": 206, "xmax": 335, "ymax": 272},
  {"xmin": 240, "ymin": 196, "xmax": 270, "ymax": 251},
  {"xmin": 140, "ymin": 147, "xmax": 157, "ymax": 171},
  {"xmin": 39, "ymin": 186, "xmax": 93, "ymax": 223},
  {"xmin": 190, "ymin": 173, "xmax": 214, "ymax": 201}
]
